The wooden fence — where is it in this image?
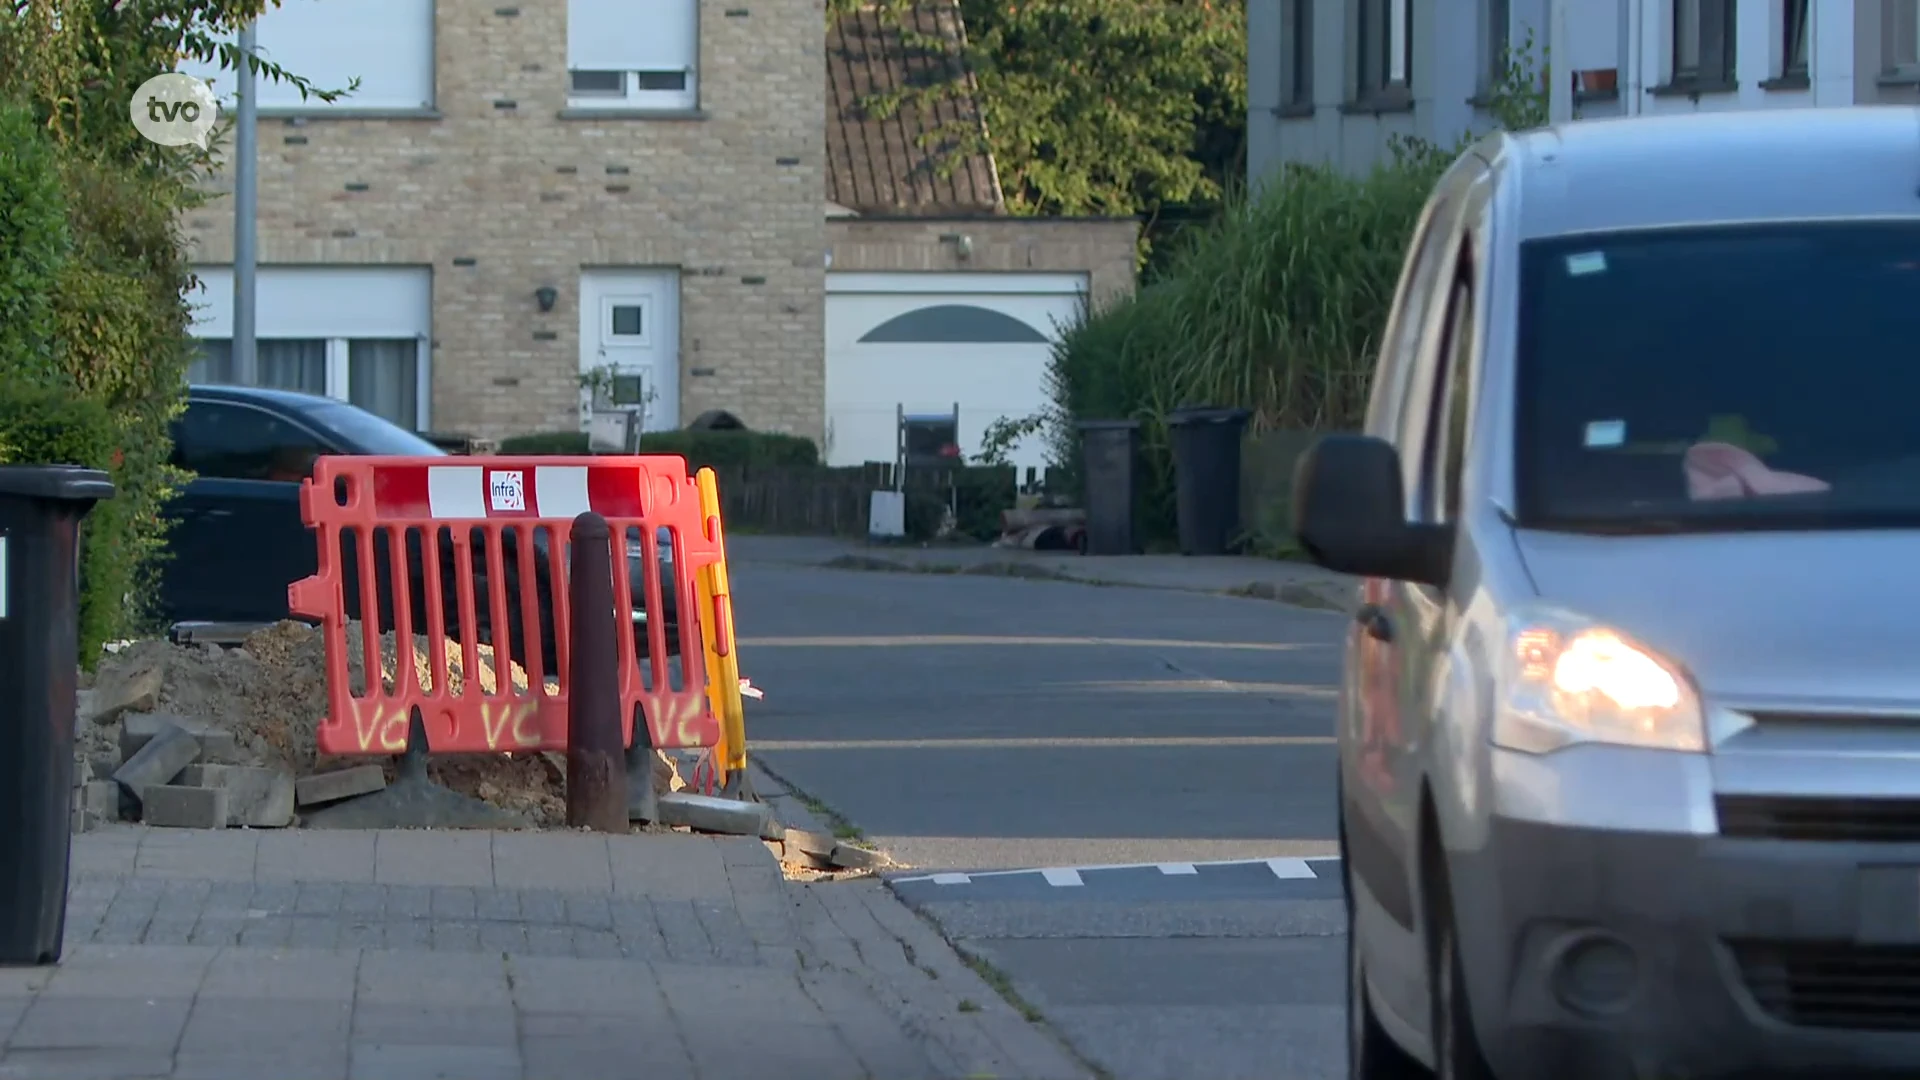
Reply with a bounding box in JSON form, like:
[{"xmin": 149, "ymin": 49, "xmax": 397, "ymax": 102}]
[{"xmin": 703, "ymin": 434, "xmax": 1324, "ymax": 546}]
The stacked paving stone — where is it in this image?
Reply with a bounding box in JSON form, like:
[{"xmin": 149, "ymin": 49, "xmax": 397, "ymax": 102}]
[
  {"xmin": 75, "ymin": 660, "xmax": 301, "ymax": 830},
  {"xmin": 78, "ymin": 709, "xmax": 395, "ymax": 830},
  {"xmin": 97, "ymin": 713, "xmax": 297, "ymax": 829}
]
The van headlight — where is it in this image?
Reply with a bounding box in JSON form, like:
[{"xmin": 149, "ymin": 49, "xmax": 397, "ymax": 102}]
[{"xmin": 1494, "ymin": 609, "xmax": 1704, "ymax": 754}]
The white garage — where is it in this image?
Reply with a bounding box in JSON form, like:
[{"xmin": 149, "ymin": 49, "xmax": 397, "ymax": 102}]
[{"xmin": 824, "ymin": 272, "xmax": 1089, "ymax": 475}]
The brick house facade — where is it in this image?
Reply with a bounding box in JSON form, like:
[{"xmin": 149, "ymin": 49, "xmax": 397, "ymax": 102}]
[
  {"xmin": 182, "ymin": 0, "xmax": 1135, "ymax": 452},
  {"xmin": 185, "ymin": 0, "xmax": 825, "ymax": 440}
]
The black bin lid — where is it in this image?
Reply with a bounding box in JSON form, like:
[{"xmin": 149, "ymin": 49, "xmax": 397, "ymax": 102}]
[
  {"xmin": 1167, "ymin": 405, "xmax": 1251, "ymax": 427},
  {"xmin": 0, "ymin": 465, "xmax": 115, "ymax": 503}
]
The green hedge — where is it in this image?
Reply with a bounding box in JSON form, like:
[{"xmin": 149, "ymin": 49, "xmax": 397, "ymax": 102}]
[
  {"xmin": 496, "ymin": 429, "xmax": 820, "ymax": 471},
  {"xmin": 0, "ymin": 381, "xmax": 122, "ymax": 659},
  {"xmin": 0, "ymin": 95, "xmax": 195, "ymax": 669},
  {"xmin": 495, "ymin": 431, "xmax": 592, "ymax": 455},
  {"xmin": 638, "ymin": 430, "xmax": 818, "ymax": 470}
]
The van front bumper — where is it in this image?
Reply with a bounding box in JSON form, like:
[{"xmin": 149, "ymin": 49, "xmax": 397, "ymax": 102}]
[{"xmin": 1450, "ymin": 815, "xmax": 1920, "ymax": 1080}]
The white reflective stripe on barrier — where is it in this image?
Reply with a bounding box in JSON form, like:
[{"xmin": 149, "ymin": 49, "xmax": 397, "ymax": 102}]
[{"xmin": 420, "ymin": 465, "xmax": 599, "ymax": 518}]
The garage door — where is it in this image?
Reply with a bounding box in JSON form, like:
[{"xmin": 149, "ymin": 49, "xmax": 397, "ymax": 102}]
[{"xmin": 825, "ymin": 272, "xmax": 1088, "ymax": 474}]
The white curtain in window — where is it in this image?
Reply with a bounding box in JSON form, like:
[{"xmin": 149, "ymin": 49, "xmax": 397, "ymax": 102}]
[
  {"xmin": 1485, "ymin": 0, "xmax": 1511, "ymax": 84},
  {"xmin": 187, "ymin": 337, "xmax": 323, "ymax": 393},
  {"xmin": 1388, "ymin": 0, "xmax": 1409, "ymax": 83},
  {"xmin": 259, "ymin": 339, "xmax": 327, "ymax": 394},
  {"xmin": 348, "ymin": 339, "xmax": 419, "ymax": 429},
  {"xmin": 567, "ymin": 0, "xmax": 696, "ymax": 73},
  {"xmin": 188, "ymin": 338, "xmax": 234, "ymax": 384},
  {"xmin": 1890, "ymin": 0, "xmax": 1920, "ymax": 70},
  {"xmin": 1674, "ymin": 0, "xmax": 1702, "ymax": 75}
]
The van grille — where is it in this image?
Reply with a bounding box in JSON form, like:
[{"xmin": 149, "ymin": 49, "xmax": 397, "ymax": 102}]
[
  {"xmin": 1730, "ymin": 941, "xmax": 1920, "ymax": 1031},
  {"xmin": 1716, "ymin": 795, "xmax": 1920, "ymax": 843}
]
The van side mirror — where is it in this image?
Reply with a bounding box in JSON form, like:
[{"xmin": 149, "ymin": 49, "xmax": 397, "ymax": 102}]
[{"xmin": 1290, "ymin": 434, "xmax": 1452, "ymax": 587}]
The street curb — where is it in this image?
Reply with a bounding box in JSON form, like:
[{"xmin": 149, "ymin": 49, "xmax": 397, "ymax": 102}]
[
  {"xmin": 812, "ymin": 553, "xmax": 1356, "ymax": 614},
  {"xmin": 751, "ymin": 759, "xmax": 837, "ymax": 837},
  {"xmin": 751, "ymin": 759, "xmax": 898, "ymax": 872}
]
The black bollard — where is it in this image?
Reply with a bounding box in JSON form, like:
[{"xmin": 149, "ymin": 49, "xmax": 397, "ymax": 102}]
[
  {"xmin": 0, "ymin": 466, "xmax": 113, "ymax": 967},
  {"xmin": 566, "ymin": 511, "xmax": 628, "ymax": 832}
]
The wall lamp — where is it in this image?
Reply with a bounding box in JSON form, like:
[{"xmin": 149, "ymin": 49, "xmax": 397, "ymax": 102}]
[{"xmin": 534, "ymin": 286, "xmax": 558, "ymax": 313}]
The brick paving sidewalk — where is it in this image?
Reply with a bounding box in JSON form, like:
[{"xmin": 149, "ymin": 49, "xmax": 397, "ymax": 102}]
[{"xmin": 0, "ymin": 827, "xmax": 1091, "ymax": 1080}]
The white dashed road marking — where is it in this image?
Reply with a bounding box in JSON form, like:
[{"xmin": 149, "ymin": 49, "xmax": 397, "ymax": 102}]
[{"xmin": 893, "ymin": 855, "xmax": 1340, "ymax": 887}]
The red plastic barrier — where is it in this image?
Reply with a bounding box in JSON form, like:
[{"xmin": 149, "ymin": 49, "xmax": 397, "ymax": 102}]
[{"xmin": 287, "ymin": 456, "xmax": 722, "ymax": 757}]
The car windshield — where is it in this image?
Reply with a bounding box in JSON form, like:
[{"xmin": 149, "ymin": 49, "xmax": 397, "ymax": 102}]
[
  {"xmin": 312, "ymin": 402, "xmax": 446, "ymax": 457},
  {"xmin": 1514, "ymin": 220, "xmax": 1920, "ymax": 534}
]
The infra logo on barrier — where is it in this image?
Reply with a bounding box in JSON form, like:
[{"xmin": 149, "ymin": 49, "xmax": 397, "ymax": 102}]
[
  {"xmin": 129, "ymin": 73, "xmax": 219, "ymax": 149},
  {"xmin": 488, "ymin": 470, "xmax": 527, "ymax": 512}
]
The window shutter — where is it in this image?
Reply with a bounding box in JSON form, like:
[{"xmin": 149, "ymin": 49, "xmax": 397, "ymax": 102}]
[
  {"xmin": 567, "ymin": 0, "xmax": 696, "ymax": 73},
  {"xmin": 254, "ymin": 0, "xmax": 434, "ymax": 108}
]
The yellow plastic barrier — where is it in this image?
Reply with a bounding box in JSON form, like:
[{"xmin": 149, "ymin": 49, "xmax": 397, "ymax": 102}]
[{"xmin": 694, "ymin": 467, "xmax": 748, "ymax": 785}]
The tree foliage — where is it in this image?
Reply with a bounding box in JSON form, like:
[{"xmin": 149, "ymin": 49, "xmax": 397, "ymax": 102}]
[
  {"xmin": 0, "ymin": 0, "xmax": 346, "ymax": 664},
  {"xmin": 840, "ymin": 0, "xmax": 1245, "ymax": 222}
]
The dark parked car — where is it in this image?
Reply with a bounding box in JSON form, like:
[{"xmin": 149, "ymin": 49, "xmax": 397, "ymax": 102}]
[{"xmin": 159, "ymin": 385, "xmax": 678, "ymax": 666}]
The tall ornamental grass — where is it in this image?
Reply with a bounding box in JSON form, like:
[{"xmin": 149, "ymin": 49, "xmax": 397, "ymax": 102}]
[
  {"xmin": 1044, "ymin": 145, "xmax": 1448, "ymax": 539},
  {"xmin": 1043, "ymin": 42, "xmax": 1548, "ymax": 546}
]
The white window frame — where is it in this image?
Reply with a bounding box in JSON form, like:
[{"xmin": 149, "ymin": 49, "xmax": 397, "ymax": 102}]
[
  {"xmin": 188, "ymin": 336, "xmax": 432, "ymax": 431},
  {"xmin": 1279, "ymin": 0, "xmax": 1314, "ymax": 110},
  {"xmin": 1482, "ymin": 0, "xmax": 1511, "ymax": 93},
  {"xmin": 565, "ymin": 0, "xmax": 699, "ymax": 111},
  {"xmin": 602, "ymin": 296, "xmax": 654, "ymax": 348},
  {"xmin": 1670, "ymin": 0, "xmax": 1736, "ymax": 87},
  {"xmin": 1884, "ymin": 0, "xmax": 1920, "ymax": 79},
  {"xmin": 1776, "ymin": 0, "xmax": 1811, "ymax": 81},
  {"xmin": 1354, "ymin": 0, "xmax": 1412, "ymax": 101}
]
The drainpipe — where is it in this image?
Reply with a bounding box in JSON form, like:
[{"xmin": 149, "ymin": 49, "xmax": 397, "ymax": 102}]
[
  {"xmin": 1548, "ymin": 0, "xmax": 1574, "ymax": 124},
  {"xmin": 1624, "ymin": 0, "xmax": 1643, "ymax": 117}
]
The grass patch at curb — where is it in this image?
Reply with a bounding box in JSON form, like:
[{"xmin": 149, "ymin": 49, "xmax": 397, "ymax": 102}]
[
  {"xmin": 820, "ymin": 554, "xmax": 1077, "ymax": 583},
  {"xmin": 753, "ymin": 759, "xmax": 879, "ymax": 851},
  {"xmin": 1220, "ymin": 579, "xmax": 1353, "ymax": 612},
  {"xmin": 958, "ymin": 950, "xmax": 1046, "ymax": 1024},
  {"xmin": 822, "ymin": 551, "xmax": 1356, "ymax": 612},
  {"xmin": 900, "ymin": 900, "xmax": 1115, "ymax": 1079}
]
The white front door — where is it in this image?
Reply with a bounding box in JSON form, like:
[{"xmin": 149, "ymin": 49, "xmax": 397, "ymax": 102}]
[{"xmin": 578, "ymin": 270, "xmax": 680, "ymax": 432}]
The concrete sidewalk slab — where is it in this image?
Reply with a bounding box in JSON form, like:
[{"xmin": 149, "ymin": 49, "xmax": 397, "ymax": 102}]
[{"xmin": 0, "ymin": 826, "xmax": 1093, "ymax": 1080}]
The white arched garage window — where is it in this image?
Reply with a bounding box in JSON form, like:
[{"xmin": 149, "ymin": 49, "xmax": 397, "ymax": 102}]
[
  {"xmin": 824, "ymin": 272, "xmax": 1089, "ymax": 474},
  {"xmin": 856, "ymin": 304, "xmax": 1053, "ymax": 345}
]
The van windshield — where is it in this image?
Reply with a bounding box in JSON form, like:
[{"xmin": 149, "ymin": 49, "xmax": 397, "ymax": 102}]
[{"xmin": 1514, "ymin": 220, "xmax": 1920, "ymax": 534}]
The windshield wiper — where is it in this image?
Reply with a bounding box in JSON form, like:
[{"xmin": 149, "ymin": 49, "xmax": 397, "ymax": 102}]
[
  {"xmin": 1532, "ymin": 517, "xmax": 1695, "ymax": 536},
  {"xmin": 1532, "ymin": 507, "xmax": 1920, "ymax": 536}
]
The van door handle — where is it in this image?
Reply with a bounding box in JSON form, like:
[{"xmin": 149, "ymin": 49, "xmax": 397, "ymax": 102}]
[
  {"xmin": 1355, "ymin": 603, "xmax": 1393, "ymax": 643},
  {"xmin": 201, "ymin": 508, "xmax": 234, "ymax": 520}
]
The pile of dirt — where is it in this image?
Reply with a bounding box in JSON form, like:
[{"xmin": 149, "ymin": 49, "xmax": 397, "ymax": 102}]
[{"xmin": 86, "ymin": 621, "xmax": 577, "ymax": 825}]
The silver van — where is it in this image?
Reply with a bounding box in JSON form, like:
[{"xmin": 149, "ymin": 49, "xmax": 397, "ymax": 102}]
[{"xmin": 1293, "ymin": 108, "xmax": 1920, "ymax": 1080}]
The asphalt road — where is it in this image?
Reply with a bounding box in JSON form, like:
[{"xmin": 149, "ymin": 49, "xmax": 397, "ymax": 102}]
[{"xmin": 732, "ymin": 559, "xmax": 1351, "ymax": 1080}]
